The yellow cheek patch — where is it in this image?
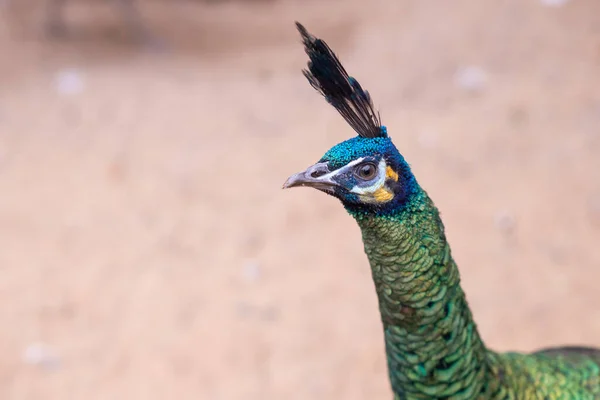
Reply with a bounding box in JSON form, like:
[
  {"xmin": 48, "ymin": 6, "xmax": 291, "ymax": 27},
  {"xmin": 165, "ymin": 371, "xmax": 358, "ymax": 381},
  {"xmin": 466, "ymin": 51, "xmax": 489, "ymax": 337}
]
[
  {"xmin": 373, "ymin": 187, "xmax": 394, "ymax": 203},
  {"xmin": 386, "ymin": 166, "xmax": 399, "ymax": 182}
]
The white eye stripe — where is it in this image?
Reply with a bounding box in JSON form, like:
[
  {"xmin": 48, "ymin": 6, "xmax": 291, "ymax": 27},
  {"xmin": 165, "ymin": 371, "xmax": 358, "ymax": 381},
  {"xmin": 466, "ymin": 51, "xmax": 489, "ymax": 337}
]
[
  {"xmin": 318, "ymin": 157, "xmax": 366, "ymax": 182},
  {"xmin": 350, "ymin": 159, "xmax": 387, "ymax": 194}
]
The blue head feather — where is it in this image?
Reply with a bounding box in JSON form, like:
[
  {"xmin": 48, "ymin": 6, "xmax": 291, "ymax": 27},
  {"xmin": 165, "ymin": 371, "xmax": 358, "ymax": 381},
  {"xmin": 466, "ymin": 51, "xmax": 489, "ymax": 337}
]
[{"xmin": 318, "ymin": 131, "xmax": 418, "ymax": 216}]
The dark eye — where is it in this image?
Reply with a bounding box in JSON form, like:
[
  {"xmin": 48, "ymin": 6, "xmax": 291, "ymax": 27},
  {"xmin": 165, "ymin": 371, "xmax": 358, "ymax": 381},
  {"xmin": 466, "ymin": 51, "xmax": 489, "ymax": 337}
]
[{"xmin": 355, "ymin": 163, "xmax": 377, "ymax": 180}]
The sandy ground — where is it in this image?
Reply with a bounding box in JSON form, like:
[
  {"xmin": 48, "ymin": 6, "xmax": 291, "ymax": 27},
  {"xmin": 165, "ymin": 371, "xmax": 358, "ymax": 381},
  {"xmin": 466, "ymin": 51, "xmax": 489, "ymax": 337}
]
[{"xmin": 0, "ymin": 0, "xmax": 599, "ymax": 399}]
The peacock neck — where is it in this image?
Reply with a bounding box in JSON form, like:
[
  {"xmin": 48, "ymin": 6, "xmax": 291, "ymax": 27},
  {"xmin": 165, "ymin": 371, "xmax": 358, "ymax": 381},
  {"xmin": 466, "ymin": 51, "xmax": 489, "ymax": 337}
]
[{"xmin": 349, "ymin": 188, "xmax": 493, "ymax": 399}]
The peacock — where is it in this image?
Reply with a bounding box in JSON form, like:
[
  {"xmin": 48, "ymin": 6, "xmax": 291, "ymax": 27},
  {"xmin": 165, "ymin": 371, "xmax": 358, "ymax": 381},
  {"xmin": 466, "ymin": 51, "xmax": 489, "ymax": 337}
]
[{"xmin": 283, "ymin": 22, "xmax": 600, "ymax": 400}]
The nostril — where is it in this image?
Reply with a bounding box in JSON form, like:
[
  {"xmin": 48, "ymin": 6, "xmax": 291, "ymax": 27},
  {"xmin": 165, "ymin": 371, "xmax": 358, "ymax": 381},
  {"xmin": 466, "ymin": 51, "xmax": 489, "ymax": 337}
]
[{"xmin": 311, "ymin": 170, "xmax": 326, "ymax": 178}]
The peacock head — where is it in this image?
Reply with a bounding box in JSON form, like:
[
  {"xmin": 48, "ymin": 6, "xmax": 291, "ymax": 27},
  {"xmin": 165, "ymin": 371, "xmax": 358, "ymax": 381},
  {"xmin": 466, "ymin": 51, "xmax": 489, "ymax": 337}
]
[{"xmin": 282, "ymin": 23, "xmax": 418, "ymax": 215}]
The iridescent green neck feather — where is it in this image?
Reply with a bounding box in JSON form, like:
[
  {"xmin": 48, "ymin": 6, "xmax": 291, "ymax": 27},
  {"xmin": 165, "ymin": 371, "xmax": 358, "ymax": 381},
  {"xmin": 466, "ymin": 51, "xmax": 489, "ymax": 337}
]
[
  {"xmin": 350, "ymin": 184, "xmax": 600, "ymax": 400},
  {"xmin": 351, "ymin": 185, "xmax": 490, "ymax": 398}
]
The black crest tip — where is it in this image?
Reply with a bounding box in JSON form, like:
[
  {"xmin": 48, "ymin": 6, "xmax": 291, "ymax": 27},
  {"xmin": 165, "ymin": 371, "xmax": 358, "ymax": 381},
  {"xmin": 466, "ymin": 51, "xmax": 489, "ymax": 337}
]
[{"xmin": 295, "ymin": 22, "xmax": 384, "ymax": 139}]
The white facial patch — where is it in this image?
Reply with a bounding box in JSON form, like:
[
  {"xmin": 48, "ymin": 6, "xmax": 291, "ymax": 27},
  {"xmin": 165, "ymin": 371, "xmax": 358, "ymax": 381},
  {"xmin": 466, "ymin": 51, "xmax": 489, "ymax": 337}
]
[{"xmin": 350, "ymin": 159, "xmax": 387, "ymax": 195}]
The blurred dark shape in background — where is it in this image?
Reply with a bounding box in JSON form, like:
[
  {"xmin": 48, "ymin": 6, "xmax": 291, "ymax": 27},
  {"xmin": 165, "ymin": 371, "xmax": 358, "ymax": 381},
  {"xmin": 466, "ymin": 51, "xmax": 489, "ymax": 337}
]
[
  {"xmin": 43, "ymin": 0, "xmax": 158, "ymax": 48},
  {"xmin": 1, "ymin": 0, "xmax": 278, "ymax": 50}
]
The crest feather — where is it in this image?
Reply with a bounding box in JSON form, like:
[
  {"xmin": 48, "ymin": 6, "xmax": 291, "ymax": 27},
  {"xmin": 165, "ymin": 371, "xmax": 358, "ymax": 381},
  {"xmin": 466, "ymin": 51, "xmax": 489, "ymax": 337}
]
[{"xmin": 296, "ymin": 22, "xmax": 385, "ymax": 139}]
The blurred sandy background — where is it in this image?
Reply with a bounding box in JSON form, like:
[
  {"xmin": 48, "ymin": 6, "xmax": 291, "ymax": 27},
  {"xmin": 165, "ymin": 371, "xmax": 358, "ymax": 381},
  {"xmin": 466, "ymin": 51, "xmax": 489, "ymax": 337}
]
[{"xmin": 0, "ymin": 0, "xmax": 599, "ymax": 399}]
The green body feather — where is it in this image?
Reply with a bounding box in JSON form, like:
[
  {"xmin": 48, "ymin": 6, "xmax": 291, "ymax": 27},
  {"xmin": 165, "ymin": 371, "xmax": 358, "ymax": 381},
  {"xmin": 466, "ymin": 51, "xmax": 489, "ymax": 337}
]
[{"xmin": 352, "ymin": 187, "xmax": 600, "ymax": 399}]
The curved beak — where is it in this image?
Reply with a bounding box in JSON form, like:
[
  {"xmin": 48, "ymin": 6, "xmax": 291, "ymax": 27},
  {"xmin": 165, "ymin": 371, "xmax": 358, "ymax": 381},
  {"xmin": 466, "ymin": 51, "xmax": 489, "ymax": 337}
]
[{"xmin": 282, "ymin": 162, "xmax": 339, "ymax": 191}]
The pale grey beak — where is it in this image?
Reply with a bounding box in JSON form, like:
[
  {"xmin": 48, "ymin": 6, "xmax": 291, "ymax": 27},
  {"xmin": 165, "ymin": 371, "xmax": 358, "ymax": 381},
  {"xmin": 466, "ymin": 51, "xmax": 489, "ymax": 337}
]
[{"xmin": 282, "ymin": 162, "xmax": 338, "ymax": 191}]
